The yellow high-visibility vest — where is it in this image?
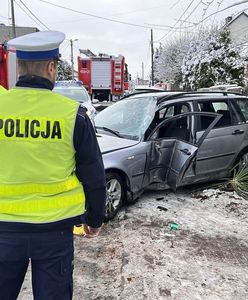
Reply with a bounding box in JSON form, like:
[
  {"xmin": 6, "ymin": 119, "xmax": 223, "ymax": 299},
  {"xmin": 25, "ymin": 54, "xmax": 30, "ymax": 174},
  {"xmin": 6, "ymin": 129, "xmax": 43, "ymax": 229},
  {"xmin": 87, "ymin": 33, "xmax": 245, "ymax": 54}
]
[{"xmin": 0, "ymin": 87, "xmax": 85, "ymax": 224}]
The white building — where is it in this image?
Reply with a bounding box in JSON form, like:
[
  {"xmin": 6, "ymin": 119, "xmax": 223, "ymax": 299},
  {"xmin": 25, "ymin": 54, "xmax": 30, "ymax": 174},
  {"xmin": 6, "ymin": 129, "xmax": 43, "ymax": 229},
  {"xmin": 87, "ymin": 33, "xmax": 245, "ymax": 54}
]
[{"xmin": 225, "ymin": 12, "xmax": 248, "ymax": 44}]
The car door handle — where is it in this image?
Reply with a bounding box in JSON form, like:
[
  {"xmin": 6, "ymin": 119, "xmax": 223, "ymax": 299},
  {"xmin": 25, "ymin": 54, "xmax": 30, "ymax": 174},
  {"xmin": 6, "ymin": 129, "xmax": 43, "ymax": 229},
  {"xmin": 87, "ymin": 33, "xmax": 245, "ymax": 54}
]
[
  {"xmin": 232, "ymin": 129, "xmax": 244, "ymax": 135},
  {"xmin": 180, "ymin": 148, "xmax": 191, "ymax": 155}
]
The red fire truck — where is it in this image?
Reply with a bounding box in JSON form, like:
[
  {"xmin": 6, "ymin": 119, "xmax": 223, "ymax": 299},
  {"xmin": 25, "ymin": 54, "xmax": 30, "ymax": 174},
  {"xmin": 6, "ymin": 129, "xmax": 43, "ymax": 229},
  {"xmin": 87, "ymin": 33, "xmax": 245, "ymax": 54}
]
[
  {"xmin": 0, "ymin": 44, "xmax": 17, "ymax": 89},
  {"xmin": 78, "ymin": 52, "xmax": 128, "ymax": 101}
]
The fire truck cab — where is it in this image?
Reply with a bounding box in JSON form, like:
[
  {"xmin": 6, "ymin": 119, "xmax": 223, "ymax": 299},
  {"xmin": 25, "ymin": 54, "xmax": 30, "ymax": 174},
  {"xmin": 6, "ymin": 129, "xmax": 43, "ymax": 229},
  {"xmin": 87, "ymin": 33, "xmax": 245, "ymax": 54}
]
[{"xmin": 78, "ymin": 53, "xmax": 126, "ymax": 102}]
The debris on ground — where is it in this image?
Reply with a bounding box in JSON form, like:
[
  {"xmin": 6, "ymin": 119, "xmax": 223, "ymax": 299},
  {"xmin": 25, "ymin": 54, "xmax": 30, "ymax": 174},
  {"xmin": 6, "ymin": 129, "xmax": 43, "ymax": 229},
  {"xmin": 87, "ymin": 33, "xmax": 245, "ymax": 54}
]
[{"xmin": 18, "ymin": 188, "xmax": 248, "ymax": 300}]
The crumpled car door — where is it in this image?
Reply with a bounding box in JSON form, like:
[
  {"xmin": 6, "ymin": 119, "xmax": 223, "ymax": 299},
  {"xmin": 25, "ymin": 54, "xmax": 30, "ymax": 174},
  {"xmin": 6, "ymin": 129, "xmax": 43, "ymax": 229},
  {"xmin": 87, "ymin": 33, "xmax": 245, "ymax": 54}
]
[{"xmin": 148, "ymin": 112, "xmax": 221, "ymax": 191}]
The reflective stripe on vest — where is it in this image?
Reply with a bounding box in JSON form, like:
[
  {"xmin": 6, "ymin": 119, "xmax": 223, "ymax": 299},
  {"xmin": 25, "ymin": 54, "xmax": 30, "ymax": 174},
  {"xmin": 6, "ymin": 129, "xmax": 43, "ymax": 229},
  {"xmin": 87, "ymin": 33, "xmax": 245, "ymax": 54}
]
[
  {"xmin": 0, "ymin": 88, "xmax": 85, "ymax": 224},
  {"xmin": 0, "ymin": 176, "xmax": 80, "ymax": 196},
  {"xmin": 0, "ymin": 187, "xmax": 85, "ymax": 223}
]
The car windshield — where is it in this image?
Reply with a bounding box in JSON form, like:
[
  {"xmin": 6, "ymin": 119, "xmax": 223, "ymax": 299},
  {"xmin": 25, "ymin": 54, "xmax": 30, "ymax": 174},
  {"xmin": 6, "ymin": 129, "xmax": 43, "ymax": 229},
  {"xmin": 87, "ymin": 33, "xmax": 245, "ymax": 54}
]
[
  {"xmin": 53, "ymin": 87, "xmax": 90, "ymax": 103},
  {"xmin": 95, "ymin": 96, "xmax": 157, "ymax": 140}
]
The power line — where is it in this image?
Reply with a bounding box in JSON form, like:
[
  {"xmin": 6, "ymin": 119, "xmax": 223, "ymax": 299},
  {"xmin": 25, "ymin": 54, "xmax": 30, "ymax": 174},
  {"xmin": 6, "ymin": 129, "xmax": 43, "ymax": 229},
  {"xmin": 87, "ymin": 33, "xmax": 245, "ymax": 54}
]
[
  {"xmin": 0, "ymin": 15, "xmax": 9, "ymax": 20},
  {"xmin": 212, "ymin": 0, "xmax": 224, "ymax": 23},
  {"xmin": 183, "ymin": 0, "xmax": 203, "ymax": 24},
  {"xmin": 48, "ymin": 4, "xmax": 169, "ymax": 25},
  {"xmin": 170, "ymin": 0, "xmax": 184, "ymax": 9},
  {"xmin": 200, "ymin": 0, "xmax": 248, "ymax": 24},
  {"xmin": 152, "ymin": 0, "xmax": 248, "ymax": 39},
  {"xmin": 155, "ymin": 0, "xmax": 198, "ymax": 42},
  {"xmin": 97, "ymin": 4, "xmax": 169, "ymax": 19},
  {"xmin": 18, "ymin": 0, "xmax": 50, "ymax": 30},
  {"xmin": 177, "ymin": 0, "xmax": 248, "ymax": 29},
  {"xmin": 201, "ymin": 0, "xmax": 216, "ymax": 20},
  {"xmin": 14, "ymin": 0, "xmax": 46, "ymax": 30},
  {"xmin": 148, "ymin": 1, "xmax": 202, "ymax": 30},
  {"xmin": 37, "ymin": 0, "xmax": 168, "ymax": 31}
]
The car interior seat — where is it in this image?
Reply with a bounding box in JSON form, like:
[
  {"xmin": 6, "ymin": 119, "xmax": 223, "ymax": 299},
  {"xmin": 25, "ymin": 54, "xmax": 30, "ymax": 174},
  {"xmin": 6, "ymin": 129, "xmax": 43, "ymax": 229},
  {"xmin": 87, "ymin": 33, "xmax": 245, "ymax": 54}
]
[
  {"xmin": 216, "ymin": 110, "xmax": 231, "ymax": 127},
  {"xmin": 200, "ymin": 102, "xmax": 215, "ymax": 130},
  {"xmin": 159, "ymin": 117, "xmax": 190, "ymax": 141}
]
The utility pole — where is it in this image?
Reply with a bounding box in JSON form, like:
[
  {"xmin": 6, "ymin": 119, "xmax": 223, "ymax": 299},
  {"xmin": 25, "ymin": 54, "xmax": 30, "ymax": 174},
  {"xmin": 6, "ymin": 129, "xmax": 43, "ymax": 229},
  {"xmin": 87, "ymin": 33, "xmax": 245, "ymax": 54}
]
[
  {"xmin": 151, "ymin": 29, "xmax": 154, "ymax": 86},
  {"xmin": 142, "ymin": 62, "xmax": 144, "ymax": 82},
  {"xmin": 70, "ymin": 39, "xmax": 74, "ymax": 80},
  {"xmin": 10, "ymin": 0, "xmax": 16, "ymax": 38},
  {"xmin": 70, "ymin": 39, "xmax": 78, "ymax": 80}
]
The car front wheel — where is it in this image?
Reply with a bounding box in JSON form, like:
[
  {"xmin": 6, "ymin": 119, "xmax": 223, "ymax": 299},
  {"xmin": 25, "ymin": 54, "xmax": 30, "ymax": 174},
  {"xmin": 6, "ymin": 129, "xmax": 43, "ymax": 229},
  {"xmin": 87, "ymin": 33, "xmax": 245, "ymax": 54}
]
[{"xmin": 105, "ymin": 172, "xmax": 124, "ymax": 221}]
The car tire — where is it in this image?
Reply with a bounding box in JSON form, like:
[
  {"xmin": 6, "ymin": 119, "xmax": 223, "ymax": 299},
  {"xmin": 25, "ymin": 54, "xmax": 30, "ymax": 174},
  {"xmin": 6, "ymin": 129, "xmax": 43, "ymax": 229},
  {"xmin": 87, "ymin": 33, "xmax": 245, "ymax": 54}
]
[{"xmin": 105, "ymin": 172, "xmax": 124, "ymax": 221}]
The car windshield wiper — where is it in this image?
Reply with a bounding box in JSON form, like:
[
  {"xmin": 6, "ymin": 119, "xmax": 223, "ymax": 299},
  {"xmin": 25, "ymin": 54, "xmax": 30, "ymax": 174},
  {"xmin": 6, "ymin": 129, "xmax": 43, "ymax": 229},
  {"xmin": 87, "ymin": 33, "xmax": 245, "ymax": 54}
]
[{"xmin": 95, "ymin": 126, "xmax": 122, "ymax": 138}]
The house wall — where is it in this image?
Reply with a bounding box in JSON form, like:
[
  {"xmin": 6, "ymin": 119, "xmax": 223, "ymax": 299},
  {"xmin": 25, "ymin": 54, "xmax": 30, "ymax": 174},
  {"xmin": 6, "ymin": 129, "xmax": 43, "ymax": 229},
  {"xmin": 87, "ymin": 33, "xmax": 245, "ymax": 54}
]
[
  {"xmin": 228, "ymin": 14, "xmax": 248, "ymax": 43},
  {"xmin": 0, "ymin": 25, "xmax": 39, "ymax": 43}
]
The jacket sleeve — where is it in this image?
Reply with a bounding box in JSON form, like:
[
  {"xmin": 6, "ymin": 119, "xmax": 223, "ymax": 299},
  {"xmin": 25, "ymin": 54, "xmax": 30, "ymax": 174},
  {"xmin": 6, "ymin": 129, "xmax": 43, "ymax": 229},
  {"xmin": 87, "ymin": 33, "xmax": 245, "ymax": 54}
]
[{"xmin": 73, "ymin": 106, "xmax": 106, "ymax": 228}]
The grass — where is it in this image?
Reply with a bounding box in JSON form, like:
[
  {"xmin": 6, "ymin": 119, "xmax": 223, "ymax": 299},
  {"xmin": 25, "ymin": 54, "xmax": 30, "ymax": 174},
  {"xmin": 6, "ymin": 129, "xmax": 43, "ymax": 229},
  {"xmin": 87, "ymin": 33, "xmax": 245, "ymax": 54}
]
[
  {"xmin": 227, "ymin": 165, "xmax": 248, "ymax": 199},
  {"xmin": 188, "ymin": 165, "xmax": 248, "ymax": 200}
]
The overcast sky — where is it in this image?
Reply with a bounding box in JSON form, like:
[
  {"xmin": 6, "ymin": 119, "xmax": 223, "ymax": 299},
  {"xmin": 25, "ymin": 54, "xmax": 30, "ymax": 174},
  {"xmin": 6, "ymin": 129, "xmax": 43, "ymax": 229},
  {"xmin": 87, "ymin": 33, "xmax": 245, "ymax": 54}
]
[{"xmin": 1, "ymin": 0, "xmax": 248, "ymax": 79}]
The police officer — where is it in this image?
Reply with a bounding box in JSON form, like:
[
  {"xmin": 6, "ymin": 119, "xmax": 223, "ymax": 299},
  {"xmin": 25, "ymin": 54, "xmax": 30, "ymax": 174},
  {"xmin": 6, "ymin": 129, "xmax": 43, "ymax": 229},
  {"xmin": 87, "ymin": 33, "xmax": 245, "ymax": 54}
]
[{"xmin": 0, "ymin": 31, "xmax": 106, "ymax": 300}]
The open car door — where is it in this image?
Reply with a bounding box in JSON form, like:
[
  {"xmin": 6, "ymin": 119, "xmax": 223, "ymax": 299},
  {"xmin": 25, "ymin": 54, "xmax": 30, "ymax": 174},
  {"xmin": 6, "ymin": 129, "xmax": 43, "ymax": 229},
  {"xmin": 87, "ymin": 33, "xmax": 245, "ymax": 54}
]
[{"xmin": 148, "ymin": 112, "xmax": 221, "ymax": 191}]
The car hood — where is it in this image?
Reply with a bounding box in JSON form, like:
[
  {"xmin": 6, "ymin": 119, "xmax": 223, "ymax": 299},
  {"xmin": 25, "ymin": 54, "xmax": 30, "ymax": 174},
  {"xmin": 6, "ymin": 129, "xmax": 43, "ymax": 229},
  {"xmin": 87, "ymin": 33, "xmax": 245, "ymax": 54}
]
[{"xmin": 96, "ymin": 134, "xmax": 139, "ymax": 154}]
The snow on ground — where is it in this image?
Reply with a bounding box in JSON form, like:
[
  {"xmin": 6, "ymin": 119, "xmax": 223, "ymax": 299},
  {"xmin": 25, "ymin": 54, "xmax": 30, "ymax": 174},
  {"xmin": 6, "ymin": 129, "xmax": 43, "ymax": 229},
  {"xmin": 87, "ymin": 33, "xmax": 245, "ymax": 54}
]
[{"xmin": 18, "ymin": 187, "xmax": 248, "ymax": 300}]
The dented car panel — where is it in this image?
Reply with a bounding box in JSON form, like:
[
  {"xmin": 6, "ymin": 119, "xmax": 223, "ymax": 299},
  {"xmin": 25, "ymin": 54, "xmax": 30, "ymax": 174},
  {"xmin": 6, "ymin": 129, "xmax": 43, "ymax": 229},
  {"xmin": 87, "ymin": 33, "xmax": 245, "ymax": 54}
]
[{"xmin": 100, "ymin": 140, "xmax": 148, "ymax": 194}]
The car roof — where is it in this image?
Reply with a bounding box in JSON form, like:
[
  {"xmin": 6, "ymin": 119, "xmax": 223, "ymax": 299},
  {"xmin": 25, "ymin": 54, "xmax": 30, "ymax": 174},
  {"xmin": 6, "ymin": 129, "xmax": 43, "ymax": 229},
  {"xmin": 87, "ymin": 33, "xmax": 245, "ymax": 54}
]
[
  {"xmin": 54, "ymin": 80, "xmax": 84, "ymax": 88},
  {"xmin": 134, "ymin": 85, "xmax": 164, "ymax": 90},
  {"xmin": 123, "ymin": 91, "xmax": 247, "ymax": 104},
  {"xmin": 54, "ymin": 86, "xmax": 82, "ymax": 90},
  {"xmin": 122, "ymin": 90, "xmax": 173, "ymax": 99}
]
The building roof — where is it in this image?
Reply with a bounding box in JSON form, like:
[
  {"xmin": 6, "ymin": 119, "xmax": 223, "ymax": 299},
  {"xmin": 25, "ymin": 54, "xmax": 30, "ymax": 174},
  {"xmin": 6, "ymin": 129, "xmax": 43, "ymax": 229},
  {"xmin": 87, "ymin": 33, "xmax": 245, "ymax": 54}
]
[
  {"xmin": 225, "ymin": 12, "xmax": 248, "ymax": 27},
  {"xmin": 0, "ymin": 24, "xmax": 39, "ymax": 43}
]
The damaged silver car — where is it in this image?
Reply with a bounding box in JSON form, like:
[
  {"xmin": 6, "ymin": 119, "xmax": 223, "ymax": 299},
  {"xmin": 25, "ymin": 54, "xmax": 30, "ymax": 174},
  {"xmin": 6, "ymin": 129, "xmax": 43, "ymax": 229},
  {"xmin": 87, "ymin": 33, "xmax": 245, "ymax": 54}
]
[{"xmin": 94, "ymin": 92, "xmax": 248, "ymax": 220}]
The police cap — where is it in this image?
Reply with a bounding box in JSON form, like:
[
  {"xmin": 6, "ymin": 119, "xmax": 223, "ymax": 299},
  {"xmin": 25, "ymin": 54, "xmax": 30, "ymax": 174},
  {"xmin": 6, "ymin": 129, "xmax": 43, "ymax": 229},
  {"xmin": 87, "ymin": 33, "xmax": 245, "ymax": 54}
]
[{"xmin": 7, "ymin": 31, "xmax": 65, "ymax": 61}]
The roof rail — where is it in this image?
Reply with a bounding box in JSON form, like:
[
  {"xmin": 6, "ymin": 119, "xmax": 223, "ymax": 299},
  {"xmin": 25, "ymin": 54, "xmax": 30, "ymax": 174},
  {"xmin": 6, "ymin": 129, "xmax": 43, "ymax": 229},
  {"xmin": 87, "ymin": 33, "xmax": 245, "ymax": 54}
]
[
  {"xmin": 157, "ymin": 91, "xmax": 244, "ymax": 104},
  {"xmin": 120, "ymin": 90, "xmax": 244, "ymax": 102},
  {"xmin": 121, "ymin": 89, "xmax": 166, "ymax": 99}
]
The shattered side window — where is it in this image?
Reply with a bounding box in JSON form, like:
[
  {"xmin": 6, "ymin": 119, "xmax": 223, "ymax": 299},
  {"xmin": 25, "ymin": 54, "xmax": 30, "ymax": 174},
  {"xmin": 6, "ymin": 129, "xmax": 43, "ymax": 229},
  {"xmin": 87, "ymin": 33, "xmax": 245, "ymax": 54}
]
[
  {"xmin": 181, "ymin": 104, "xmax": 189, "ymax": 113},
  {"xmin": 235, "ymin": 99, "xmax": 248, "ymax": 121},
  {"xmin": 161, "ymin": 106, "xmax": 174, "ymax": 118}
]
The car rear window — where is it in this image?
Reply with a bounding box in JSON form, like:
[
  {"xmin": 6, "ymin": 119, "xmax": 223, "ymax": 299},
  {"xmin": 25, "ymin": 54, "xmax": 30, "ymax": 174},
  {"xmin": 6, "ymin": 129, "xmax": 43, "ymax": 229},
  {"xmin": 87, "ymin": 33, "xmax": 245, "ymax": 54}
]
[
  {"xmin": 196, "ymin": 100, "xmax": 239, "ymax": 129},
  {"xmin": 53, "ymin": 88, "xmax": 89, "ymax": 103}
]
